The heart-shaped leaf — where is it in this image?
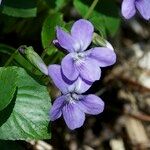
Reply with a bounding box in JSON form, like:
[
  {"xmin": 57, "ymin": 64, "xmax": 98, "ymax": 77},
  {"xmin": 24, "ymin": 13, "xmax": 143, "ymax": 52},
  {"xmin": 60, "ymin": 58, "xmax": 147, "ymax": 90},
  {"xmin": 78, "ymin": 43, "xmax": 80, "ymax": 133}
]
[
  {"xmin": 0, "ymin": 67, "xmax": 51, "ymax": 140},
  {"xmin": 0, "ymin": 67, "xmax": 17, "ymax": 111}
]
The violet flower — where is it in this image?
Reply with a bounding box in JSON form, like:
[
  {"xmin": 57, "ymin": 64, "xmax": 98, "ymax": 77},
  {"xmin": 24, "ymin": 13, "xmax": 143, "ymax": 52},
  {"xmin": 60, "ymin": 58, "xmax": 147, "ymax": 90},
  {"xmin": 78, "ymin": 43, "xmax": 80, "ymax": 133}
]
[
  {"xmin": 55, "ymin": 19, "xmax": 116, "ymax": 83},
  {"xmin": 48, "ymin": 65, "xmax": 104, "ymax": 130},
  {"xmin": 121, "ymin": 0, "xmax": 150, "ymax": 20}
]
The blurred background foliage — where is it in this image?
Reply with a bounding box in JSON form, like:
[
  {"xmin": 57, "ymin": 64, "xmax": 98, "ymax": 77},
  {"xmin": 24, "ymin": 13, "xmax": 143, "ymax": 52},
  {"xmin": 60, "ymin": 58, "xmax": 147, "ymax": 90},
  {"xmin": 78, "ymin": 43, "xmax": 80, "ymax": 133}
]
[{"xmin": 0, "ymin": 0, "xmax": 120, "ymax": 67}]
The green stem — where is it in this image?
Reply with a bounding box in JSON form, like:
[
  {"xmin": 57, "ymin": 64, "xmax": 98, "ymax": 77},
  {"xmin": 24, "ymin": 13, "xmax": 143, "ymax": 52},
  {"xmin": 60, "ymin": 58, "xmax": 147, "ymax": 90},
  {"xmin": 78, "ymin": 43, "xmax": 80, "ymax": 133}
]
[
  {"xmin": 41, "ymin": 49, "xmax": 47, "ymax": 59},
  {"xmin": 4, "ymin": 50, "xmax": 18, "ymax": 67},
  {"xmin": 41, "ymin": 44, "xmax": 52, "ymax": 59},
  {"xmin": 84, "ymin": 0, "xmax": 99, "ymax": 19}
]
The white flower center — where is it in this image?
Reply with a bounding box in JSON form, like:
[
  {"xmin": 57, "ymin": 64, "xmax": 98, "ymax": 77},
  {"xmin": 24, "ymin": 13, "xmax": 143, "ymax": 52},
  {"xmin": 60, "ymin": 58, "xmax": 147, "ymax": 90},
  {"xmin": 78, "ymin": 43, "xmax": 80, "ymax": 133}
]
[
  {"xmin": 73, "ymin": 52, "xmax": 86, "ymax": 66},
  {"xmin": 65, "ymin": 93, "xmax": 79, "ymax": 103}
]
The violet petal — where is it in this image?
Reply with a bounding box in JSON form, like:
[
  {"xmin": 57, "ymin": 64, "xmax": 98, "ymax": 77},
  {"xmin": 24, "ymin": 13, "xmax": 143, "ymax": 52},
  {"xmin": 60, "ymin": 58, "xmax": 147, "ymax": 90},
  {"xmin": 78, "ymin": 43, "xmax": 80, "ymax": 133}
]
[
  {"xmin": 87, "ymin": 47, "xmax": 116, "ymax": 67},
  {"xmin": 76, "ymin": 58, "xmax": 101, "ymax": 82},
  {"xmin": 71, "ymin": 19, "xmax": 94, "ymax": 51},
  {"xmin": 56, "ymin": 27, "xmax": 79, "ymax": 52},
  {"xmin": 78, "ymin": 94, "xmax": 104, "ymax": 115},
  {"xmin": 48, "ymin": 65, "xmax": 68, "ymax": 94},
  {"xmin": 62, "ymin": 102, "xmax": 85, "ymax": 130},
  {"xmin": 49, "ymin": 95, "xmax": 65, "ymax": 121},
  {"xmin": 135, "ymin": 0, "xmax": 150, "ymax": 20},
  {"xmin": 121, "ymin": 0, "xmax": 136, "ymax": 19},
  {"xmin": 68, "ymin": 77, "xmax": 92, "ymax": 94},
  {"xmin": 61, "ymin": 53, "xmax": 79, "ymax": 81}
]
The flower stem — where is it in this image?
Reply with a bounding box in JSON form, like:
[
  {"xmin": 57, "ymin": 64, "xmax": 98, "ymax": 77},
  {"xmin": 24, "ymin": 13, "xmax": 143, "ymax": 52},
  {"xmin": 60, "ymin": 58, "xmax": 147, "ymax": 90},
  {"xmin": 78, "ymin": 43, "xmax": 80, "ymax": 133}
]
[
  {"xmin": 4, "ymin": 50, "xmax": 18, "ymax": 67},
  {"xmin": 41, "ymin": 49, "xmax": 47, "ymax": 59},
  {"xmin": 84, "ymin": 0, "xmax": 99, "ymax": 19}
]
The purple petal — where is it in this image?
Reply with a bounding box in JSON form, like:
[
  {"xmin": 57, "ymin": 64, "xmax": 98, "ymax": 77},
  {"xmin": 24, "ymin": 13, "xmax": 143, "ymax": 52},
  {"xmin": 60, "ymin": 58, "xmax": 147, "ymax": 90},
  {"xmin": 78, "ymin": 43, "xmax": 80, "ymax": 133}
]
[
  {"xmin": 63, "ymin": 102, "xmax": 85, "ymax": 130},
  {"xmin": 71, "ymin": 19, "xmax": 94, "ymax": 51},
  {"xmin": 49, "ymin": 95, "xmax": 65, "ymax": 121},
  {"xmin": 87, "ymin": 47, "xmax": 116, "ymax": 67},
  {"xmin": 78, "ymin": 94, "xmax": 104, "ymax": 115},
  {"xmin": 48, "ymin": 64, "xmax": 91, "ymax": 94},
  {"xmin": 135, "ymin": 0, "xmax": 150, "ymax": 20},
  {"xmin": 61, "ymin": 53, "xmax": 79, "ymax": 81},
  {"xmin": 121, "ymin": 0, "xmax": 136, "ymax": 19},
  {"xmin": 68, "ymin": 77, "xmax": 92, "ymax": 94},
  {"xmin": 53, "ymin": 39, "xmax": 68, "ymax": 53},
  {"xmin": 53, "ymin": 39, "xmax": 59, "ymax": 45},
  {"xmin": 56, "ymin": 27, "xmax": 80, "ymax": 52},
  {"xmin": 76, "ymin": 58, "xmax": 101, "ymax": 82},
  {"xmin": 48, "ymin": 65, "xmax": 68, "ymax": 94}
]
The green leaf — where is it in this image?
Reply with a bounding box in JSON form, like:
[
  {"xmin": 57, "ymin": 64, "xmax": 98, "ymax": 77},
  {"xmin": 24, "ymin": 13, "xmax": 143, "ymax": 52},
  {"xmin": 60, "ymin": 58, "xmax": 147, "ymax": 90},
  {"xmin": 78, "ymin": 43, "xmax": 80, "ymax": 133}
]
[
  {"xmin": 44, "ymin": 0, "xmax": 68, "ymax": 10},
  {"xmin": 2, "ymin": 0, "xmax": 37, "ymax": 18},
  {"xmin": 0, "ymin": 44, "xmax": 36, "ymax": 72},
  {"xmin": 0, "ymin": 67, "xmax": 17, "ymax": 111},
  {"xmin": 0, "ymin": 44, "xmax": 14, "ymax": 65},
  {"xmin": 64, "ymin": 21, "xmax": 74, "ymax": 31},
  {"xmin": 0, "ymin": 67, "xmax": 51, "ymax": 140},
  {"xmin": 74, "ymin": 0, "xmax": 120, "ymax": 36},
  {"xmin": 55, "ymin": 0, "xmax": 68, "ymax": 11},
  {"xmin": 41, "ymin": 13, "xmax": 65, "ymax": 56},
  {"xmin": 89, "ymin": 17, "xmax": 106, "ymax": 37}
]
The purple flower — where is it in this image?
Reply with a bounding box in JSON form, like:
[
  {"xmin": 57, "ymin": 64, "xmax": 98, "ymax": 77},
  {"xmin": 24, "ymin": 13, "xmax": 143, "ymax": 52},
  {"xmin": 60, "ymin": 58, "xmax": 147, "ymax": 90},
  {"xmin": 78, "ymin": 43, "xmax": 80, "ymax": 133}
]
[
  {"xmin": 48, "ymin": 65, "xmax": 104, "ymax": 130},
  {"xmin": 55, "ymin": 19, "xmax": 116, "ymax": 82},
  {"xmin": 121, "ymin": 0, "xmax": 150, "ymax": 20}
]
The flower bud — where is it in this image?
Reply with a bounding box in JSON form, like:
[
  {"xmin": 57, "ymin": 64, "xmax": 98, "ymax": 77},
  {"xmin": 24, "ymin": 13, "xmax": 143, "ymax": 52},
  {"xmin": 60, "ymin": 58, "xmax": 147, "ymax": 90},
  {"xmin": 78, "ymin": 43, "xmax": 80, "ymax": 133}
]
[
  {"xmin": 18, "ymin": 45, "xmax": 48, "ymax": 75},
  {"xmin": 92, "ymin": 33, "xmax": 114, "ymax": 51}
]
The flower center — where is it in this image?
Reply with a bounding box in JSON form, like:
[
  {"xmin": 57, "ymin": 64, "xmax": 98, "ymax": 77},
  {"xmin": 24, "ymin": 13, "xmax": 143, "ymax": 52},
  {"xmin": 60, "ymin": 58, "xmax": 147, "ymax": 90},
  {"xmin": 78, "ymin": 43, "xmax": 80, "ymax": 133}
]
[
  {"xmin": 73, "ymin": 52, "xmax": 86, "ymax": 65},
  {"xmin": 65, "ymin": 93, "xmax": 79, "ymax": 103}
]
